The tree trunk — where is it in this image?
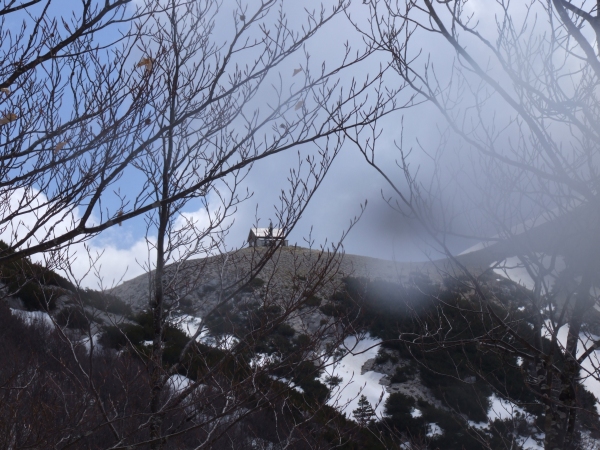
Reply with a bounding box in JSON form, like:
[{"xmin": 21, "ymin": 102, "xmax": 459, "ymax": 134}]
[
  {"xmin": 545, "ymin": 273, "xmax": 593, "ymax": 450},
  {"xmin": 149, "ymin": 202, "xmax": 169, "ymax": 450}
]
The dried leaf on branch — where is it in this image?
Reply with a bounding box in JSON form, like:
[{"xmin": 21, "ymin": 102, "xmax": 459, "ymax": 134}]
[
  {"xmin": 0, "ymin": 112, "xmax": 17, "ymax": 125},
  {"xmin": 136, "ymin": 57, "xmax": 153, "ymax": 72},
  {"xmin": 54, "ymin": 141, "xmax": 67, "ymax": 154}
]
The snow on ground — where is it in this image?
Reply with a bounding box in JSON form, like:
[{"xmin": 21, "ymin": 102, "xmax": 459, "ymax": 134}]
[
  {"xmin": 492, "ymin": 255, "xmax": 565, "ymax": 292},
  {"xmin": 321, "ymin": 335, "xmax": 388, "ymax": 419},
  {"xmin": 172, "ymin": 314, "xmax": 205, "ymax": 338},
  {"xmin": 493, "ymin": 256, "xmax": 536, "ymax": 290},
  {"xmin": 269, "ymin": 376, "xmax": 305, "ymax": 394},
  {"xmin": 201, "ymin": 334, "xmax": 239, "ymax": 350},
  {"xmin": 81, "ymin": 333, "xmax": 101, "ymax": 351},
  {"xmin": 168, "ymin": 374, "xmax": 193, "ymax": 394},
  {"xmin": 487, "ymin": 394, "xmax": 528, "ymax": 421},
  {"xmin": 165, "ymin": 374, "xmax": 207, "ymax": 409},
  {"xmin": 466, "ymin": 395, "xmax": 543, "ymax": 449},
  {"xmin": 251, "ymin": 353, "xmax": 279, "ymax": 369},
  {"xmin": 542, "ymin": 321, "xmax": 600, "ymax": 414},
  {"xmin": 426, "ymin": 423, "xmax": 442, "ymax": 437},
  {"xmin": 173, "ymin": 313, "xmax": 238, "ymax": 350},
  {"xmin": 10, "ymin": 308, "xmax": 54, "ymax": 329},
  {"xmin": 521, "ymin": 436, "xmax": 544, "ymax": 450}
]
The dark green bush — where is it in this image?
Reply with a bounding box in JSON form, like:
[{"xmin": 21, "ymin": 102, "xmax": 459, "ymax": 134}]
[
  {"xmin": 203, "ymin": 284, "xmax": 216, "ymax": 293},
  {"xmin": 375, "ymin": 350, "xmax": 398, "ymax": 365},
  {"xmin": 79, "ymin": 289, "xmax": 133, "ymax": 317},
  {"xmin": 204, "ymin": 302, "xmax": 243, "ymax": 335},
  {"xmin": 10, "ymin": 282, "xmax": 58, "ymax": 311},
  {"xmin": 390, "ymin": 364, "xmax": 416, "ymax": 384},
  {"xmin": 305, "ymin": 295, "xmax": 321, "ymax": 307},
  {"xmin": 241, "ymin": 277, "xmax": 265, "ymax": 292},
  {"xmin": 55, "ymin": 306, "xmax": 90, "ymax": 330},
  {"xmin": 99, "ymin": 323, "xmax": 147, "ymax": 349},
  {"xmin": 99, "ymin": 311, "xmax": 189, "ymax": 366},
  {"xmin": 275, "ymin": 323, "xmax": 295, "ymax": 337},
  {"xmin": 0, "ymin": 240, "xmax": 76, "ymax": 311},
  {"xmin": 384, "ymin": 392, "xmax": 424, "ymax": 433}
]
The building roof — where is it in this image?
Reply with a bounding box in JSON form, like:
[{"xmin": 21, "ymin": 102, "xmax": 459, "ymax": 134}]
[{"xmin": 249, "ymin": 227, "xmax": 285, "ymax": 238}]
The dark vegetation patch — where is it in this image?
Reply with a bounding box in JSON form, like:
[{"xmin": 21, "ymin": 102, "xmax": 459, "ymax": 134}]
[
  {"xmin": 389, "ymin": 364, "xmax": 416, "ymax": 384},
  {"xmin": 78, "ymin": 289, "xmax": 133, "ymax": 317},
  {"xmin": 323, "ymin": 276, "xmax": 537, "ymax": 422},
  {"xmin": 0, "ymin": 240, "xmax": 133, "ymax": 318},
  {"xmin": 178, "ymin": 296, "xmax": 194, "ymax": 314},
  {"xmin": 241, "ymin": 276, "xmax": 265, "ymax": 292},
  {"xmin": 305, "ymin": 294, "xmax": 321, "ymax": 307},
  {"xmin": 99, "ymin": 310, "xmax": 191, "ymax": 366},
  {"xmin": 375, "ymin": 349, "xmax": 398, "ymax": 365},
  {"xmin": 55, "ymin": 306, "xmax": 90, "ymax": 330},
  {"xmin": 321, "ymin": 275, "xmax": 600, "ymax": 447},
  {"xmin": 382, "ymin": 393, "xmax": 487, "ymax": 449},
  {"xmin": 98, "ymin": 307, "xmax": 332, "ymax": 404},
  {"xmin": 5, "ymin": 246, "xmax": 594, "ymax": 448},
  {"xmin": 201, "ymin": 295, "xmax": 331, "ymax": 405},
  {"xmin": 0, "ymin": 240, "xmax": 73, "ymax": 310},
  {"xmin": 1, "ymin": 298, "xmax": 373, "ymax": 449}
]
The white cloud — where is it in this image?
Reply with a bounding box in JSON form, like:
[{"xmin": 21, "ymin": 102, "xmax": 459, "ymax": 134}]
[
  {"xmin": 71, "ymin": 238, "xmax": 155, "ymax": 290},
  {"xmin": 1, "ymin": 188, "xmax": 228, "ymax": 289}
]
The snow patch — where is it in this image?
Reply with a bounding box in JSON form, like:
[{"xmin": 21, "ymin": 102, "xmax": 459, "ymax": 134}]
[
  {"xmin": 11, "ymin": 308, "xmax": 54, "ymax": 329},
  {"xmin": 521, "ymin": 435, "xmax": 544, "ymax": 450},
  {"xmin": 426, "ymin": 423, "xmax": 442, "ymax": 437},
  {"xmin": 487, "ymin": 394, "xmax": 529, "ymax": 422},
  {"xmin": 171, "ymin": 313, "xmax": 237, "ymax": 350},
  {"xmin": 543, "ymin": 321, "xmax": 600, "ymax": 414},
  {"xmin": 81, "ymin": 333, "xmax": 101, "ymax": 352},
  {"xmin": 516, "ymin": 357, "xmax": 523, "ymax": 366},
  {"xmin": 168, "ymin": 374, "xmax": 192, "ymax": 394},
  {"xmin": 321, "ymin": 335, "xmax": 388, "ymax": 419},
  {"xmin": 492, "ymin": 254, "xmax": 565, "ymax": 292},
  {"xmin": 174, "ymin": 314, "xmax": 204, "ymax": 338}
]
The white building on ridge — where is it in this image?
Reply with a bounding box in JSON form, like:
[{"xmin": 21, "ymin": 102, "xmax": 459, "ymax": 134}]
[{"xmin": 247, "ymin": 222, "xmax": 288, "ymax": 247}]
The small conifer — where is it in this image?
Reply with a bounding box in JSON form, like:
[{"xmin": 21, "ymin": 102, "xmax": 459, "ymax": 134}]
[{"xmin": 353, "ymin": 394, "xmax": 376, "ymax": 426}]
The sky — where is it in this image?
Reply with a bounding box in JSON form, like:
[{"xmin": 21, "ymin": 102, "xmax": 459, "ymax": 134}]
[
  {"xmin": 2, "ymin": 0, "xmax": 574, "ymax": 288},
  {"xmin": 4, "ymin": 0, "xmax": 449, "ymax": 288}
]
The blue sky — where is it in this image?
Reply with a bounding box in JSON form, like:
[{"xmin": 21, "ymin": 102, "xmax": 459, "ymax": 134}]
[{"xmin": 2, "ymin": 0, "xmax": 536, "ymax": 287}]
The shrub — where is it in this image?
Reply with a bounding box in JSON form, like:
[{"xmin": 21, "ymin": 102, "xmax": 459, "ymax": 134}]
[
  {"xmin": 384, "ymin": 392, "xmax": 425, "ymax": 435},
  {"xmin": 275, "ymin": 323, "xmax": 295, "ymax": 337},
  {"xmin": 375, "ymin": 350, "xmax": 398, "ymax": 365},
  {"xmin": 241, "ymin": 277, "xmax": 265, "ymax": 292},
  {"xmin": 80, "ymin": 289, "xmax": 133, "ymax": 317},
  {"xmin": 10, "ymin": 282, "xmax": 58, "ymax": 311},
  {"xmin": 305, "ymin": 295, "xmax": 321, "ymax": 307},
  {"xmin": 56, "ymin": 306, "xmax": 90, "ymax": 330},
  {"xmin": 390, "ymin": 364, "xmax": 417, "ymax": 384},
  {"xmin": 0, "ymin": 240, "xmax": 74, "ymax": 311}
]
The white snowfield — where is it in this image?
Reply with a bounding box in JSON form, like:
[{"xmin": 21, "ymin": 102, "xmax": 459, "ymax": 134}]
[
  {"xmin": 10, "ymin": 308, "xmax": 54, "ymax": 328},
  {"xmin": 173, "ymin": 313, "xmax": 238, "ymax": 350},
  {"xmin": 321, "ymin": 335, "xmax": 388, "ymax": 419}
]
